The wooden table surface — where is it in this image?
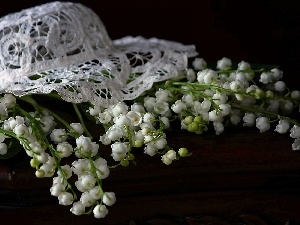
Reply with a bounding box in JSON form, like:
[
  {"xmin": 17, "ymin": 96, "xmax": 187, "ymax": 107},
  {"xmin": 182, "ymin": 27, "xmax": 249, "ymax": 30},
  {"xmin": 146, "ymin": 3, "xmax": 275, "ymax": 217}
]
[{"xmin": 1, "ymin": 128, "xmax": 300, "ymax": 225}]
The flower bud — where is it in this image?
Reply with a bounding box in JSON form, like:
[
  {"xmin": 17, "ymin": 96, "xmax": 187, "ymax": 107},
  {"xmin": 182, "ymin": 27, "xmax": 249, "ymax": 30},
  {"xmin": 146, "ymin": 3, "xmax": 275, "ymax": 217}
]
[
  {"xmin": 30, "ymin": 158, "xmax": 40, "ymax": 168},
  {"xmin": 120, "ymin": 159, "xmax": 129, "ymax": 167},
  {"xmin": 134, "ymin": 140, "xmax": 143, "ymax": 148},
  {"xmin": 70, "ymin": 123, "xmax": 84, "ymax": 135},
  {"xmin": 70, "ymin": 202, "xmax": 85, "ymax": 216},
  {"xmin": 1, "ymin": 94, "xmax": 16, "ymax": 108},
  {"xmin": 178, "ymin": 148, "xmax": 189, "ymax": 157},
  {"xmin": 265, "ymin": 90, "xmax": 274, "ymax": 99},
  {"xmin": 187, "ymin": 122, "xmax": 199, "ymax": 133},
  {"xmin": 186, "ymin": 68, "xmax": 196, "ymax": 82},
  {"xmin": 291, "ymin": 90, "xmax": 300, "ymax": 100},
  {"xmin": 256, "ymin": 117, "xmax": 270, "ymax": 133},
  {"xmin": 183, "ymin": 116, "xmax": 193, "ymax": 126},
  {"xmin": 254, "ymin": 89, "xmax": 265, "ymax": 99},
  {"xmin": 50, "ymin": 129, "xmax": 68, "ymax": 143},
  {"xmin": 35, "ymin": 169, "xmax": 45, "ymax": 178},
  {"xmin": 161, "ymin": 155, "xmax": 172, "ymax": 165},
  {"xmin": 165, "ymin": 150, "xmax": 177, "ymax": 161},
  {"xmin": 93, "ymin": 204, "xmax": 108, "ymax": 219},
  {"xmin": 290, "ymin": 125, "xmax": 300, "ymax": 138},
  {"xmin": 144, "ymin": 144, "xmax": 158, "ymax": 156},
  {"xmin": 274, "ymin": 81, "xmax": 286, "ymax": 92},
  {"xmin": 192, "ymin": 57, "xmax": 207, "ymax": 70},
  {"xmin": 0, "ymin": 143, "xmax": 7, "ymax": 155},
  {"xmin": 103, "ymin": 192, "xmax": 116, "ymax": 206},
  {"xmin": 194, "ymin": 115, "xmax": 204, "ymax": 124},
  {"xmin": 58, "ymin": 192, "xmax": 74, "ymax": 205},
  {"xmin": 275, "ymin": 119, "xmax": 290, "ymax": 134},
  {"xmin": 217, "ymin": 57, "xmax": 232, "ymax": 70}
]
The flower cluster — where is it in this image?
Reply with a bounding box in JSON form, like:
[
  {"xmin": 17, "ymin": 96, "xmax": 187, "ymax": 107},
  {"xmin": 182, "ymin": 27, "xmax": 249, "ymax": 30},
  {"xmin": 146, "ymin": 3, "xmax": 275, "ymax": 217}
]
[
  {"xmin": 0, "ymin": 95, "xmax": 115, "ymax": 218},
  {"xmin": 88, "ymin": 97, "xmax": 189, "ymax": 167},
  {"xmin": 174, "ymin": 58, "xmax": 300, "ymax": 142},
  {"xmin": 0, "ymin": 57, "xmax": 299, "ymax": 219}
]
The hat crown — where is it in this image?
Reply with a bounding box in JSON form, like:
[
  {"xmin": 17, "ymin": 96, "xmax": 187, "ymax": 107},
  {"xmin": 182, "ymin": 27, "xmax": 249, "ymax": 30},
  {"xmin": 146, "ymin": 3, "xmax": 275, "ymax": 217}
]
[
  {"xmin": 0, "ymin": 2, "xmax": 197, "ymax": 106},
  {"xmin": 0, "ymin": 1, "xmax": 113, "ymax": 74}
]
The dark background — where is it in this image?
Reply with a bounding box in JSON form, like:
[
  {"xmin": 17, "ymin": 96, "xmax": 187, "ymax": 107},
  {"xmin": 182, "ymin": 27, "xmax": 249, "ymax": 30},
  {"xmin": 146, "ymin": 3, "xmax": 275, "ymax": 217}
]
[
  {"xmin": 1, "ymin": 2, "xmax": 300, "ymax": 224},
  {"xmin": 1, "ymin": 0, "xmax": 300, "ymax": 89}
]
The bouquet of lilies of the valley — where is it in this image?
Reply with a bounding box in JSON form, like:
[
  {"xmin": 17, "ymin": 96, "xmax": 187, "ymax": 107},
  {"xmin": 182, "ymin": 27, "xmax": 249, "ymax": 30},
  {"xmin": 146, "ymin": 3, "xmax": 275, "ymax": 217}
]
[
  {"xmin": 0, "ymin": 56, "xmax": 299, "ymax": 218},
  {"xmin": 0, "ymin": 1, "xmax": 299, "ymax": 219}
]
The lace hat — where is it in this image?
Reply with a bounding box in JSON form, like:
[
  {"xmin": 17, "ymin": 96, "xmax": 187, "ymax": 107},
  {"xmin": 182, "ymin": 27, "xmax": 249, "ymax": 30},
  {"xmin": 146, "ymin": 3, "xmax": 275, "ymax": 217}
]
[{"xmin": 0, "ymin": 1, "xmax": 197, "ymax": 107}]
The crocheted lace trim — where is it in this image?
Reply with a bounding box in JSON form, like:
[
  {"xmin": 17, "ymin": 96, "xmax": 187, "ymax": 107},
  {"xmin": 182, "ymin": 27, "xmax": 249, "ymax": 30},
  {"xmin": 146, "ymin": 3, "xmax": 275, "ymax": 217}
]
[{"xmin": 0, "ymin": 1, "xmax": 197, "ymax": 106}]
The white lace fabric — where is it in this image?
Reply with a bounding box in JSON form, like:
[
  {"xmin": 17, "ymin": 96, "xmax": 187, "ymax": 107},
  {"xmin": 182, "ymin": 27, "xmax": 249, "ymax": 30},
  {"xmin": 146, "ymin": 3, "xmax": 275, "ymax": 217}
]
[{"xmin": 0, "ymin": 1, "xmax": 197, "ymax": 107}]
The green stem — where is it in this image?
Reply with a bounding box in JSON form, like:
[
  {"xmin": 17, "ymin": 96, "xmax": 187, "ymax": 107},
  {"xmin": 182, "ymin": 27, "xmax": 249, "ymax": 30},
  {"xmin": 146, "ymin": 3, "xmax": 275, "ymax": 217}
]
[
  {"xmin": 41, "ymin": 106, "xmax": 74, "ymax": 131},
  {"xmin": 88, "ymin": 155, "xmax": 104, "ymax": 196},
  {"xmin": 48, "ymin": 144, "xmax": 77, "ymax": 199},
  {"xmin": 215, "ymin": 68, "xmax": 266, "ymax": 74},
  {"xmin": 16, "ymin": 105, "xmax": 47, "ymax": 141},
  {"xmin": 7, "ymin": 102, "xmax": 78, "ymax": 199},
  {"xmin": 18, "ymin": 95, "xmax": 41, "ymax": 112},
  {"xmin": 0, "ymin": 128, "xmax": 17, "ymax": 139},
  {"xmin": 124, "ymin": 125, "xmax": 133, "ymax": 151},
  {"xmin": 18, "ymin": 95, "xmax": 75, "ymax": 135},
  {"xmin": 232, "ymin": 104, "xmax": 300, "ymax": 126},
  {"xmin": 73, "ymin": 103, "xmax": 92, "ymax": 138}
]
